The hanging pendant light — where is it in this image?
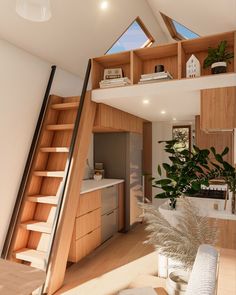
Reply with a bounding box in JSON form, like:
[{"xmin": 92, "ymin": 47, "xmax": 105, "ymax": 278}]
[{"xmin": 16, "ymin": 0, "xmax": 52, "ymax": 22}]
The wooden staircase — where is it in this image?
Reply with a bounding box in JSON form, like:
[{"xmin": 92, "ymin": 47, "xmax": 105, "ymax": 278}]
[
  {"xmin": 2, "ymin": 62, "xmax": 97, "ymax": 293},
  {"xmin": 10, "ymin": 95, "xmax": 80, "ymax": 268}
]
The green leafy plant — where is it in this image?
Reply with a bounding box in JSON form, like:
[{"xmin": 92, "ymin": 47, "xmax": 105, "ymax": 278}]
[
  {"xmin": 203, "ymin": 40, "xmax": 234, "ymax": 68},
  {"xmin": 210, "ymin": 147, "xmax": 236, "ymax": 214},
  {"xmin": 153, "ymin": 140, "xmax": 236, "ymax": 211}
]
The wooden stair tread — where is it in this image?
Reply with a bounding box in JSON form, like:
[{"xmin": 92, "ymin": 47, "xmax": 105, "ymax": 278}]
[
  {"xmin": 34, "ymin": 171, "xmax": 64, "ymax": 177},
  {"xmin": 27, "ymin": 195, "xmax": 59, "ymax": 205},
  {"xmin": 14, "ymin": 248, "xmax": 47, "ymax": 267},
  {"xmin": 40, "ymin": 147, "xmax": 69, "ymax": 153},
  {"xmin": 46, "ymin": 124, "xmax": 74, "ymax": 131},
  {"xmin": 21, "ymin": 221, "xmax": 53, "ymax": 234},
  {"xmin": 51, "ymin": 102, "xmax": 79, "ymax": 110}
]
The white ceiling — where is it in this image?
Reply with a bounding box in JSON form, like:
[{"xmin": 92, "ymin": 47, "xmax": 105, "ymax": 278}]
[
  {"xmin": 1, "ymin": 1, "xmax": 236, "ymax": 78},
  {"xmin": 0, "ymin": 0, "xmax": 167, "ymax": 77},
  {"xmin": 148, "ymin": 0, "xmax": 236, "ymax": 39},
  {"xmin": 94, "ymin": 91, "xmax": 200, "ymax": 122}
]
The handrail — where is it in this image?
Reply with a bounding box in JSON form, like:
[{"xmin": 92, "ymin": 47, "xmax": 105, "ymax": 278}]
[
  {"xmin": 1, "ymin": 65, "xmax": 57, "ymax": 259},
  {"xmin": 40, "ymin": 59, "xmax": 92, "ymax": 294}
]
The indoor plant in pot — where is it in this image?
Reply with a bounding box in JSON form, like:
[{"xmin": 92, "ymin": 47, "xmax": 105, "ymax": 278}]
[
  {"xmin": 209, "ymin": 147, "xmax": 236, "ymax": 214},
  {"xmin": 203, "ymin": 40, "xmax": 234, "ymax": 74},
  {"xmin": 153, "ymin": 140, "xmax": 215, "ymax": 209}
]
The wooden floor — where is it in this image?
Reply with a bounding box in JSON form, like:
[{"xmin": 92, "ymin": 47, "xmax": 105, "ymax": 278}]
[{"xmin": 55, "ymin": 224, "xmax": 236, "ymax": 295}]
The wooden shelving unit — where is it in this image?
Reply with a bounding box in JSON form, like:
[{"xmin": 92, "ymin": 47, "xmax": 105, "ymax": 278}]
[{"xmin": 91, "ymin": 30, "xmax": 236, "ymax": 90}]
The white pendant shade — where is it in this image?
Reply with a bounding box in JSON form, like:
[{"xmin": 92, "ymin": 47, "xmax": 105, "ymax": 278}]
[{"xmin": 16, "ymin": 0, "xmax": 52, "ymax": 22}]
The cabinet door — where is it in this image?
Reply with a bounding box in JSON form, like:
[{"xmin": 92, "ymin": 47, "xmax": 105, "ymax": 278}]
[
  {"xmin": 75, "ymin": 208, "xmax": 101, "ymax": 239},
  {"xmin": 195, "ymin": 116, "xmax": 233, "ymax": 164},
  {"xmin": 101, "ymin": 185, "xmax": 118, "ymax": 215},
  {"xmin": 76, "ymin": 190, "xmax": 101, "ymax": 217},
  {"xmin": 68, "ymin": 227, "xmax": 101, "ymax": 262},
  {"xmin": 201, "ymin": 87, "xmax": 236, "ymax": 131}
]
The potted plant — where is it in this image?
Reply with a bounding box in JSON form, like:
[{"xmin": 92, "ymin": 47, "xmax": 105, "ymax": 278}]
[
  {"xmin": 209, "ymin": 147, "xmax": 236, "ymax": 214},
  {"xmin": 203, "ymin": 40, "xmax": 234, "ymax": 74},
  {"xmin": 153, "ymin": 140, "xmax": 216, "ymax": 209}
]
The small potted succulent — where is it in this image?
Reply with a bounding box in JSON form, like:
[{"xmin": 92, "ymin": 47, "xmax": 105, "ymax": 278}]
[{"xmin": 203, "ymin": 40, "xmax": 234, "ymax": 74}]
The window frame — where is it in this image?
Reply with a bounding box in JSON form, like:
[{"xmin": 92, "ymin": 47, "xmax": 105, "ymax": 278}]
[
  {"xmin": 105, "ymin": 17, "xmax": 155, "ymax": 55},
  {"xmin": 160, "ymin": 12, "xmax": 199, "ymax": 41}
]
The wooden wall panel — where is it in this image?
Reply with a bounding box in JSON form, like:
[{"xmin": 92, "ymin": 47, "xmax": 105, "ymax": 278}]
[
  {"xmin": 200, "ymin": 87, "xmax": 236, "ymax": 131},
  {"xmin": 93, "ymin": 103, "xmax": 144, "ymax": 134},
  {"xmin": 195, "ymin": 115, "xmax": 233, "ymax": 164}
]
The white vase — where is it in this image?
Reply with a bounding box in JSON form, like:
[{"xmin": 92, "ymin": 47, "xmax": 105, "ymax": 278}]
[
  {"xmin": 166, "ymin": 270, "xmax": 190, "ymax": 295},
  {"xmin": 157, "ymin": 252, "xmax": 168, "ymax": 278}
]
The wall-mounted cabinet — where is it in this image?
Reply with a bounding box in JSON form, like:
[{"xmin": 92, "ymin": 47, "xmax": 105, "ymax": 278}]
[
  {"xmin": 195, "ymin": 116, "xmax": 233, "ymax": 164},
  {"xmin": 200, "ymin": 86, "xmax": 236, "ymax": 131},
  {"xmin": 91, "ymin": 31, "xmax": 236, "ymax": 90},
  {"xmin": 93, "ymin": 103, "xmax": 144, "ymax": 133}
]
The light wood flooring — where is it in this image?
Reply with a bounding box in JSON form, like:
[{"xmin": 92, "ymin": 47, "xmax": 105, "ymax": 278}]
[{"xmin": 55, "ymin": 224, "xmax": 236, "ymax": 295}]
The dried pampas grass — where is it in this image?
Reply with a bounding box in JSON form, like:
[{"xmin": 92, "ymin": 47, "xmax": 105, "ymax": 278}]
[{"xmin": 141, "ymin": 198, "xmax": 218, "ymax": 270}]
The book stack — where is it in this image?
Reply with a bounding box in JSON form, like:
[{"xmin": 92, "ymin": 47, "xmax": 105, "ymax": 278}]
[
  {"xmin": 99, "ymin": 77, "xmax": 131, "ymax": 89},
  {"xmin": 138, "ymin": 71, "xmax": 173, "ymax": 84}
]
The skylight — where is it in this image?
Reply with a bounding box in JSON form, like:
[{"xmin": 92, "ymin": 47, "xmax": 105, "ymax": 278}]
[
  {"xmin": 106, "ymin": 17, "xmax": 154, "ymax": 55},
  {"xmin": 172, "ymin": 20, "xmax": 199, "ymax": 40},
  {"xmin": 160, "ymin": 12, "xmax": 199, "ymax": 41}
]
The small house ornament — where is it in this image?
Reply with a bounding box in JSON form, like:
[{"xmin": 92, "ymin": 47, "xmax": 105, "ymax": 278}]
[{"xmin": 186, "ymin": 54, "xmax": 201, "ymax": 78}]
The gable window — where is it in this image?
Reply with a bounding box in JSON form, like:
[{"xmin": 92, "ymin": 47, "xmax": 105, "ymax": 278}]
[
  {"xmin": 160, "ymin": 12, "xmax": 199, "ymax": 41},
  {"xmin": 106, "ymin": 17, "xmax": 154, "ymax": 55}
]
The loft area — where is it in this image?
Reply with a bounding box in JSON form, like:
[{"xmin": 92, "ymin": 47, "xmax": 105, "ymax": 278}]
[{"xmin": 106, "ymin": 17, "xmax": 154, "ymax": 54}]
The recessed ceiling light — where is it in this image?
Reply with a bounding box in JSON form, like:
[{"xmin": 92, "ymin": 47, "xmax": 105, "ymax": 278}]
[
  {"xmin": 172, "ymin": 117, "xmax": 177, "ymax": 121},
  {"xmin": 100, "ymin": 1, "xmax": 109, "ymax": 10},
  {"xmin": 161, "ymin": 110, "xmax": 166, "ymax": 114},
  {"xmin": 142, "ymin": 99, "xmax": 150, "ymax": 104}
]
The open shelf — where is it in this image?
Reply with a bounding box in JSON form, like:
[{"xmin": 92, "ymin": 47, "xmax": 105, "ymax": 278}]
[
  {"xmin": 91, "ymin": 30, "xmax": 236, "ymax": 90},
  {"xmin": 91, "ymin": 51, "xmax": 131, "ymax": 89},
  {"xmin": 180, "ymin": 31, "xmax": 235, "ymax": 78},
  {"xmin": 132, "ymin": 43, "xmax": 178, "ymax": 83}
]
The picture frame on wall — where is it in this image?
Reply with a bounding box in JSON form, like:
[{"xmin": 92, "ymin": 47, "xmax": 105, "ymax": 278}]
[{"xmin": 172, "ymin": 125, "xmax": 191, "ymax": 151}]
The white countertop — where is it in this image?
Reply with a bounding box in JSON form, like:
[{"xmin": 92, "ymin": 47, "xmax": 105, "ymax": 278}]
[{"xmin": 81, "ymin": 179, "xmax": 124, "ymax": 194}]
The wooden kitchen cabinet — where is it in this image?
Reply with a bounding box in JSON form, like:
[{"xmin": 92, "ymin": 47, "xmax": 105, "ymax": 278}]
[
  {"xmin": 195, "ymin": 116, "xmax": 233, "ymax": 164},
  {"xmin": 76, "ymin": 190, "xmax": 101, "ymax": 217},
  {"xmin": 201, "ymin": 86, "xmax": 236, "ymax": 131},
  {"xmin": 93, "ymin": 103, "xmax": 143, "ymax": 134},
  {"xmin": 68, "ymin": 190, "xmax": 101, "ymax": 262},
  {"xmin": 68, "ymin": 183, "xmax": 125, "ymax": 263}
]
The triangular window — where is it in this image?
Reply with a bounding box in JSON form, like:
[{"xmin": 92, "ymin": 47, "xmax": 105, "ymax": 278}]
[
  {"xmin": 161, "ymin": 12, "xmax": 199, "ymax": 41},
  {"xmin": 106, "ymin": 17, "xmax": 154, "ymax": 55}
]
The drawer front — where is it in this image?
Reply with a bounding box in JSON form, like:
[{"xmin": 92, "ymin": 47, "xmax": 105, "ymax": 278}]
[
  {"xmin": 68, "ymin": 227, "xmax": 101, "ymax": 262},
  {"xmin": 76, "ymin": 208, "xmax": 101, "ymax": 239},
  {"xmin": 77, "ymin": 190, "xmax": 101, "ymax": 217},
  {"xmin": 101, "ymin": 209, "xmax": 118, "ymax": 243},
  {"xmin": 101, "ymin": 185, "xmax": 118, "ymax": 215}
]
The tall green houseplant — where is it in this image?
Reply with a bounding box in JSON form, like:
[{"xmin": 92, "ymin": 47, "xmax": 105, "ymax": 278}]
[{"xmin": 153, "ymin": 140, "xmax": 236, "ymax": 212}]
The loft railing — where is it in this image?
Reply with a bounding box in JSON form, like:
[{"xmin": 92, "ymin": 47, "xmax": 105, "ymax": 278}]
[{"xmin": 1, "ymin": 65, "xmax": 57, "ymax": 259}]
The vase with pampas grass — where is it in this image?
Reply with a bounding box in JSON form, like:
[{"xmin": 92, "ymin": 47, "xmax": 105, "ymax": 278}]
[{"xmin": 141, "ymin": 198, "xmax": 218, "ymax": 293}]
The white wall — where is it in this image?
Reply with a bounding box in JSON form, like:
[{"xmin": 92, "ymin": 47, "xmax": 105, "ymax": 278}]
[
  {"xmin": 0, "ymin": 39, "xmax": 84, "ymax": 253},
  {"xmin": 152, "ymin": 120, "xmax": 195, "ymax": 207}
]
